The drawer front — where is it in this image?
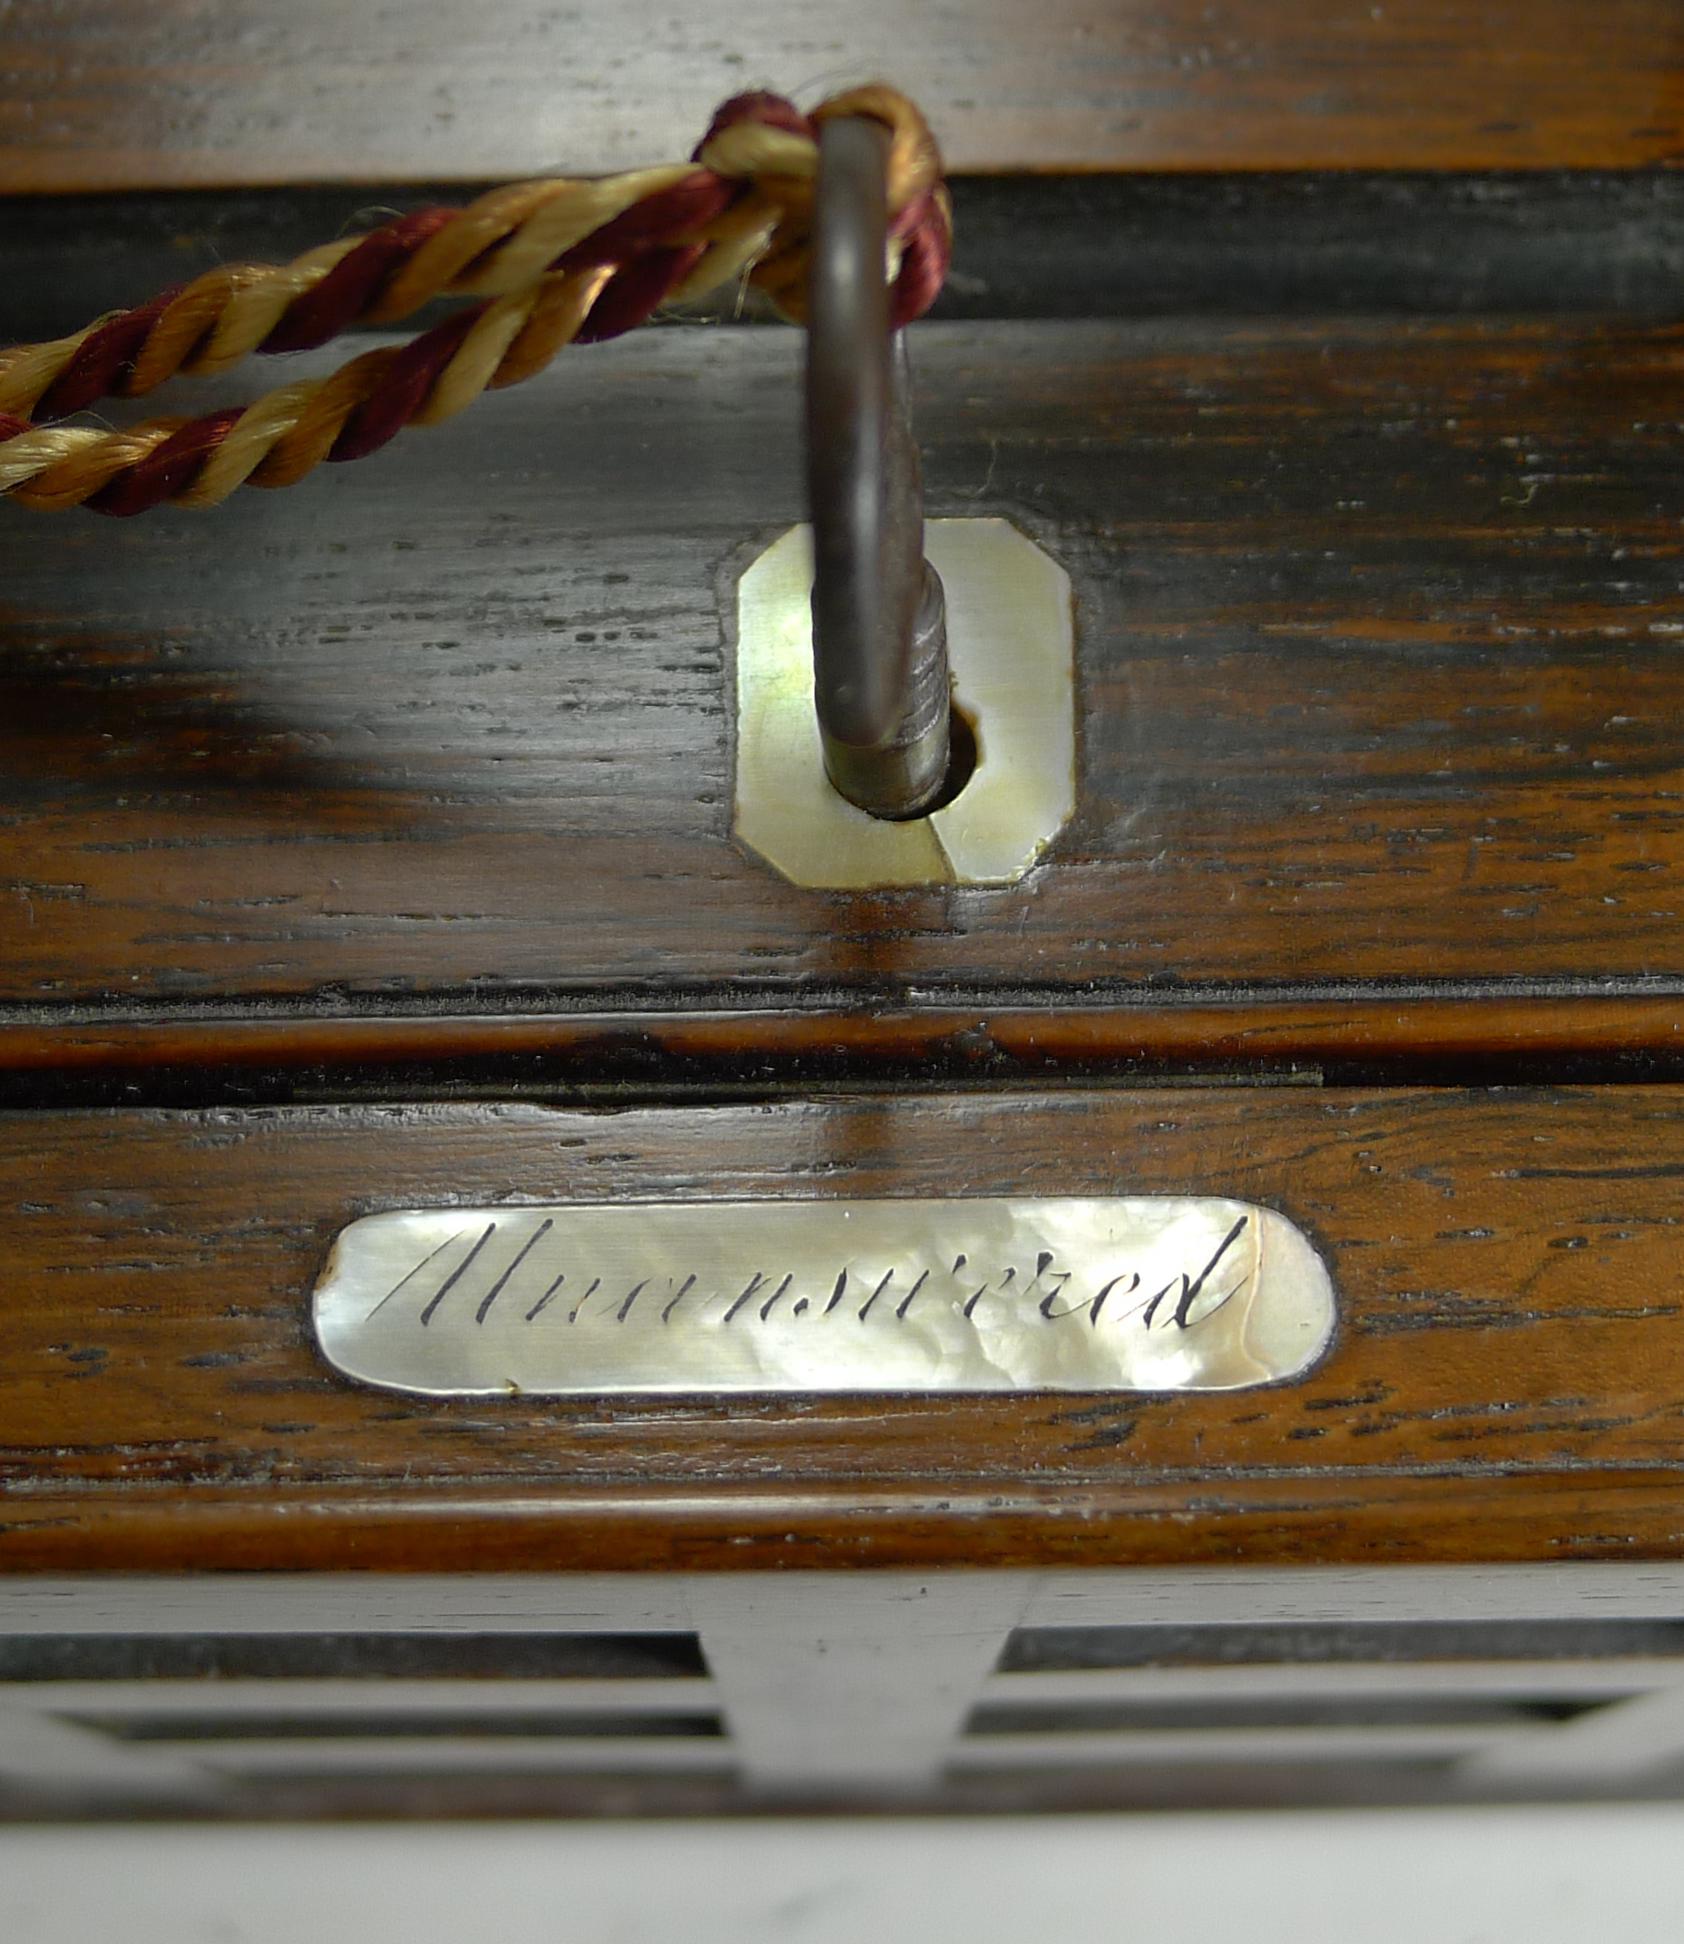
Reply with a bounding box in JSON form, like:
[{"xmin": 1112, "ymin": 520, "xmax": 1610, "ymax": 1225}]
[{"xmin": 5, "ymin": 1087, "xmax": 1683, "ymax": 1574}]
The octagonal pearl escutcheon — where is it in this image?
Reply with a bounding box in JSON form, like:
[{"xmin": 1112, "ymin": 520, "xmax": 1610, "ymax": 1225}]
[{"xmin": 733, "ymin": 518, "xmax": 1075, "ymax": 888}]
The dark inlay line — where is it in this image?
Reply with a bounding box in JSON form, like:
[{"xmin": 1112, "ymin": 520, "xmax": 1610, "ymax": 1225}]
[{"xmin": 11, "ymin": 987, "xmax": 1684, "ymax": 1113}]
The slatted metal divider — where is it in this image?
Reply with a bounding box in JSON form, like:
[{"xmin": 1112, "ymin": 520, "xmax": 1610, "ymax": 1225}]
[{"xmin": 8, "ymin": 1570, "xmax": 1684, "ymax": 1814}]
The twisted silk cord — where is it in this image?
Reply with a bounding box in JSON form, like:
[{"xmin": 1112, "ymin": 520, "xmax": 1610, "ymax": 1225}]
[{"xmin": 0, "ymin": 86, "xmax": 950, "ymax": 515}]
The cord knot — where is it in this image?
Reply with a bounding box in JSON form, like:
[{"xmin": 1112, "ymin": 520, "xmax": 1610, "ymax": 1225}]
[{"xmin": 695, "ymin": 86, "xmax": 952, "ymax": 328}]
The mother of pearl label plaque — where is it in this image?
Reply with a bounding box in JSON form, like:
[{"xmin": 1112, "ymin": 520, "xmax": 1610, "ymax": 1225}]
[{"xmin": 312, "ymin": 1198, "xmax": 1336, "ymax": 1397}]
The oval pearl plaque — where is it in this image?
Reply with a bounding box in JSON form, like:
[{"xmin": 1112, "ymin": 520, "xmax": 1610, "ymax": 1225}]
[{"xmin": 312, "ymin": 1198, "xmax": 1336, "ymax": 1397}]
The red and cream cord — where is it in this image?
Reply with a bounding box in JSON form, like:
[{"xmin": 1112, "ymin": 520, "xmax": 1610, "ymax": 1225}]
[{"xmin": 0, "ymin": 86, "xmax": 950, "ymax": 516}]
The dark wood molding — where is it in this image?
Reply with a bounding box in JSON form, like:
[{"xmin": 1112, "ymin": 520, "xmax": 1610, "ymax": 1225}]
[
  {"xmin": 8, "ymin": 173, "xmax": 1684, "ymax": 351},
  {"xmin": 0, "ymin": 994, "xmax": 1682, "ymax": 1109}
]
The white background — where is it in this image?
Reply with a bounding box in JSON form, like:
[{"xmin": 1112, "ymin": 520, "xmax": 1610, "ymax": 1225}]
[{"xmin": 3, "ymin": 1809, "xmax": 1682, "ymax": 1944}]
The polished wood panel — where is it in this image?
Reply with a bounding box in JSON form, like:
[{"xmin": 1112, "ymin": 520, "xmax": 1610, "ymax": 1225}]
[
  {"xmin": 4, "ymin": 0, "xmax": 1682, "ymax": 190},
  {"xmin": 5, "ymin": 1087, "xmax": 1684, "ymax": 1573},
  {"xmin": 0, "ymin": 312, "xmax": 1672, "ymax": 1010},
  {"xmin": 2, "ymin": 317, "xmax": 1682, "ymax": 1008}
]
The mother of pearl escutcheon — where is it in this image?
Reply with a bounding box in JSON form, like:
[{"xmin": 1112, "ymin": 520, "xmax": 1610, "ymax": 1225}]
[{"xmin": 311, "ymin": 1199, "xmax": 1336, "ymax": 1397}]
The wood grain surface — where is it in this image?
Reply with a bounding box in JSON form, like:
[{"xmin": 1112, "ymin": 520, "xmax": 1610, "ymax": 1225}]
[
  {"xmin": 5, "ymin": 1087, "xmax": 1684, "ymax": 1573},
  {"xmin": 4, "ymin": 0, "xmax": 1682, "ymax": 190},
  {"xmin": 2, "ymin": 316, "xmax": 1682, "ymax": 1011}
]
